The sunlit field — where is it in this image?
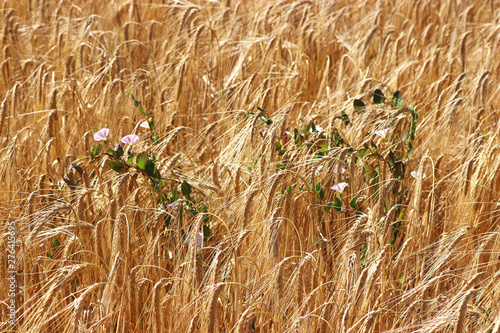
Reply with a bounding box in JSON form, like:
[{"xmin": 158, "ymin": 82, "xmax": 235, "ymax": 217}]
[{"xmin": 1, "ymin": 0, "xmax": 500, "ymax": 332}]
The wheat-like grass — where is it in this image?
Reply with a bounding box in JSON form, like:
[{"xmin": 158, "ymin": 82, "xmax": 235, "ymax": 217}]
[{"xmin": 1, "ymin": 0, "xmax": 500, "ymax": 331}]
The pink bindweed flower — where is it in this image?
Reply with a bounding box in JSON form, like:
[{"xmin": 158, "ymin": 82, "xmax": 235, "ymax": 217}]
[
  {"xmin": 375, "ymin": 128, "xmax": 389, "ymax": 139},
  {"xmin": 140, "ymin": 118, "xmax": 152, "ymax": 129},
  {"xmin": 262, "ymin": 127, "xmax": 269, "ymax": 135},
  {"xmin": 166, "ymin": 200, "xmax": 181, "ymax": 211},
  {"xmin": 331, "ymin": 182, "xmax": 348, "ymax": 194},
  {"xmin": 94, "ymin": 128, "xmax": 109, "ymax": 141},
  {"xmin": 185, "ymin": 231, "xmax": 203, "ymax": 248},
  {"xmin": 411, "ymin": 171, "xmax": 426, "ymax": 179},
  {"xmin": 283, "ymin": 131, "xmax": 290, "ymax": 136},
  {"xmin": 121, "ymin": 134, "xmax": 140, "ymax": 144}
]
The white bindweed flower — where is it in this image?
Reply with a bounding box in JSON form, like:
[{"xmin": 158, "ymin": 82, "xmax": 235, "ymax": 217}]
[
  {"xmin": 94, "ymin": 128, "xmax": 109, "ymax": 141},
  {"xmin": 374, "ymin": 128, "xmax": 389, "ymax": 139},
  {"xmin": 411, "ymin": 171, "xmax": 426, "ymax": 179},
  {"xmin": 140, "ymin": 119, "xmax": 152, "ymax": 129},
  {"xmin": 282, "ymin": 131, "xmax": 290, "ymax": 136},
  {"xmin": 51, "ymin": 180, "xmax": 66, "ymax": 188},
  {"xmin": 311, "ymin": 125, "xmax": 322, "ymax": 133},
  {"xmin": 121, "ymin": 134, "xmax": 140, "ymax": 144},
  {"xmin": 331, "ymin": 182, "xmax": 348, "ymax": 194},
  {"xmin": 185, "ymin": 231, "xmax": 203, "ymax": 248}
]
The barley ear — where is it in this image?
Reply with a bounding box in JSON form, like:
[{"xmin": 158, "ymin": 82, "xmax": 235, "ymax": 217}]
[
  {"xmin": 206, "ymin": 283, "xmax": 224, "ymax": 332},
  {"xmin": 454, "ymin": 288, "xmax": 475, "ymax": 333}
]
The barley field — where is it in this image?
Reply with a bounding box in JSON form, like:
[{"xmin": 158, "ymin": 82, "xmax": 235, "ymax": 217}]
[{"xmin": 1, "ymin": 0, "xmax": 500, "ymax": 332}]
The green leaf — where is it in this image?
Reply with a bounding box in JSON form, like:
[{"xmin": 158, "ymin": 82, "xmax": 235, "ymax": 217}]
[
  {"xmin": 257, "ymin": 106, "xmax": 265, "ymax": 113},
  {"xmin": 373, "ymin": 89, "xmax": 385, "ymax": 104},
  {"xmin": 369, "ymin": 168, "xmax": 379, "ymax": 181},
  {"xmin": 353, "ymin": 99, "xmax": 366, "ymax": 114},
  {"xmin": 294, "ymin": 128, "xmax": 302, "ymax": 146},
  {"xmin": 172, "ymin": 186, "xmax": 178, "ymax": 202},
  {"xmin": 145, "ymin": 159, "xmax": 157, "ymax": 177},
  {"xmin": 260, "ymin": 116, "xmax": 272, "ymax": 125},
  {"xmin": 52, "ymin": 236, "xmax": 61, "ymax": 247},
  {"xmin": 392, "ymin": 91, "xmax": 403, "ymax": 108},
  {"xmin": 350, "ymin": 197, "xmax": 358, "ymax": 209},
  {"xmin": 360, "ymin": 243, "xmax": 367, "ymax": 268},
  {"xmin": 203, "ymin": 224, "xmax": 212, "ymax": 238},
  {"xmin": 203, "ymin": 214, "xmax": 210, "ymax": 223},
  {"xmin": 411, "ymin": 104, "xmax": 418, "ymax": 123},
  {"xmin": 407, "ymin": 142, "xmax": 414, "ymax": 156},
  {"xmin": 315, "ymin": 182, "xmax": 325, "ymax": 200},
  {"xmin": 363, "ymin": 162, "xmax": 370, "ymax": 174},
  {"xmin": 107, "ymin": 160, "xmax": 124, "ymax": 172},
  {"xmin": 407, "ymin": 104, "xmax": 418, "ymax": 150},
  {"xmin": 387, "ymin": 151, "xmax": 396, "ymax": 168},
  {"xmin": 199, "ymin": 204, "xmax": 208, "ymax": 213},
  {"xmin": 181, "ymin": 181, "xmax": 192, "ymax": 200},
  {"xmin": 394, "ymin": 161, "xmax": 404, "ymax": 179},
  {"xmin": 341, "ymin": 109, "xmax": 350, "ymax": 125},
  {"xmin": 286, "ymin": 185, "xmax": 292, "ymax": 193},
  {"xmin": 318, "ymin": 187, "xmax": 325, "ymax": 200},
  {"xmin": 301, "ymin": 125, "xmax": 310, "ymax": 136},
  {"xmin": 136, "ymin": 152, "xmax": 148, "ymax": 170},
  {"xmin": 88, "ymin": 143, "xmax": 102, "ymax": 160},
  {"xmin": 332, "ymin": 197, "xmax": 342, "ymax": 211}
]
